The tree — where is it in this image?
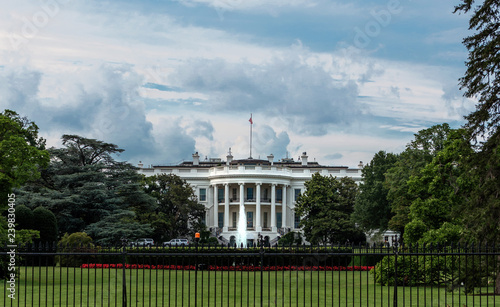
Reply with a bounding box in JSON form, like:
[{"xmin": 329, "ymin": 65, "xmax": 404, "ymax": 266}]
[
  {"xmin": 294, "ymin": 174, "xmax": 363, "ymax": 245},
  {"xmin": 0, "ymin": 109, "xmax": 49, "ymax": 200},
  {"xmin": 352, "ymin": 151, "xmax": 398, "ymax": 232},
  {"xmin": 454, "ymin": 0, "xmax": 500, "ymax": 245},
  {"xmin": 142, "ymin": 174, "xmax": 206, "ymax": 242},
  {"xmin": 15, "ymin": 135, "xmax": 155, "ymax": 244},
  {"xmin": 454, "ymin": 1, "xmax": 500, "ymax": 138},
  {"xmin": 385, "ymin": 124, "xmax": 452, "ymax": 235},
  {"xmin": 403, "ymin": 129, "xmax": 475, "ymax": 244}
]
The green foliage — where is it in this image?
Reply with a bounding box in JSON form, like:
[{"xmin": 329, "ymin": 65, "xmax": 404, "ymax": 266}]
[
  {"xmin": 373, "ymin": 251, "xmax": 497, "ymax": 294},
  {"xmin": 0, "ymin": 110, "xmax": 49, "ymax": 201},
  {"xmin": 294, "ymin": 174, "xmax": 363, "ymax": 245},
  {"xmin": 198, "ymin": 230, "xmax": 218, "ymax": 245},
  {"xmin": 454, "ymin": 1, "xmax": 500, "ymax": 138},
  {"xmin": 403, "ymin": 129, "xmax": 474, "ymax": 244},
  {"xmin": 353, "ymin": 151, "xmax": 398, "ymax": 232},
  {"xmin": 385, "ymin": 124, "xmax": 452, "ymax": 235},
  {"xmin": 142, "ymin": 174, "xmax": 206, "ymax": 242},
  {"xmin": 454, "ymin": 1, "xmax": 500, "ymax": 246},
  {"xmin": 419, "ymin": 222, "xmax": 463, "ymax": 246},
  {"xmin": 15, "ymin": 135, "xmax": 156, "ymax": 243},
  {"xmin": 57, "ymin": 232, "xmax": 95, "ymax": 267},
  {"xmin": 0, "ymin": 110, "xmax": 49, "ymax": 245},
  {"xmin": 15, "ymin": 204, "xmax": 34, "ymax": 230},
  {"xmin": 460, "ymin": 131, "xmax": 500, "ymax": 243},
  {"xmin": 403, "ymin": 219, "xmax": 427, "ymax": 245},
  {"xmin": 278, "ymin": 231, "xmax": 303, "ymax": 246},
  {"xmin": 373, "ymin": 255, "xmax": 452, "ymax": 287},
  {"xmin": 85, "ymin": 210, "xmax": 152, "ymax": 246},
  {"xmin": 33, "ymin": 206, "xmax": 58, "ymax": 242}
]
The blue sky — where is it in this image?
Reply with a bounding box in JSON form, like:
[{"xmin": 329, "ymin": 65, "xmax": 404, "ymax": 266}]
[{"xmin": 0, "ymin": 0, "xmax": 475, "ymax": 167}]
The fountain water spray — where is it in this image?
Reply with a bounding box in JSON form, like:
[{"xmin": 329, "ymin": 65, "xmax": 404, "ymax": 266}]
[{"xmin": 237, "ymin": 204, "xmax": 247, "ymax": 247}]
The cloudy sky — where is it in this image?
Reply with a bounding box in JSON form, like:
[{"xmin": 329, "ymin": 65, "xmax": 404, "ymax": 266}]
[{"xmin": 1, "ymin": 0, "xmax": 476, "ymax": 167}]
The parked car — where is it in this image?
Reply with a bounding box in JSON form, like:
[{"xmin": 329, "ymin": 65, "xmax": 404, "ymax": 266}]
[
  {"xmin": 163, "ymin": 239, "xmax": 189, "ymax": 246},
  {"xmin": 134, "ymin": 238, "xmax": 155, "ymax": 247}
]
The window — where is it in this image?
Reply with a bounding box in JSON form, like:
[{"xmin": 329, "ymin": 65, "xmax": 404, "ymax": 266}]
[
  {"xmin": 263, "ymin": 212, "xmax": 268, "ymax": 228},
  {"xmin": 263, "ymin": 188, "xmax": 268, "ymax": 201},
  {"xmin": 247, "ymin": 187, "xmax": 254, "ymax": 201},
  {"xmin": 232, "ymin": 212, "xmax": 237, "ymax": 228},
  {"xmin": 218, "ymin": 212, "xmax": 224, "ymax": 229},
  {"xmin": 294, "ymin": 189, "xmax": 301, "ymax": 201},
  {"xmin": 199, "ymin": 188, "xmax": 206, "ymax": 201},
  {"xmin": 276, "ymin": 188, "xmax": 282, "ymax": 202},
  {"xmin": 294, "ymin": 214, "xmax": 301, "ymax": 229},
  {"xmin": 247, "ymin": 211, "xmax": 253, "ymax": 228},
  {"xmin": 232, "ymin": 188, "xmax": 237, "ymax": 200},
  {"xmin": 277, "ymin": 212, "xmax": 282, "ymax": 228},
  {"xmin": 218, "ymin": 188, "xmax": 224, "ymax": 203}
]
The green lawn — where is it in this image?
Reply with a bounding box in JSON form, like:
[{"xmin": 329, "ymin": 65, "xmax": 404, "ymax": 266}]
[{"xmin": 1, "ymin": 266, "xmax": 499, "ymax": 306}]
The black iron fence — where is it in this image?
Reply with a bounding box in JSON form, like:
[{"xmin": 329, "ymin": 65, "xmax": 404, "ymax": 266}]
[{"xmin": 2, "ymin": 243, "xmax": 500, "ymax": 306}]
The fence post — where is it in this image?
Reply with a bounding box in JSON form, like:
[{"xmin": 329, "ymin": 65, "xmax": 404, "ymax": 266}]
[
  {"xmin": 393, "ymin": 239, "xmax": 399, "ymax": 307},
  {"xmin": 259, "ymin": 233, "xmax": 264, "ymax": 306},
  {"xmin": 121, "ymin": 238, "xmax": 128, "ymax": 307}
]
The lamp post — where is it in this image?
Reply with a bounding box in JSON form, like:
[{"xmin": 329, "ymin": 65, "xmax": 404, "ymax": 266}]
[{"xmin": 194, "ymin": 232, "xmax": 200, "ymax": 306}]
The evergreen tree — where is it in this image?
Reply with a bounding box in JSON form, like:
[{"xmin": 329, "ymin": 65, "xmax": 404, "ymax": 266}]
[{"xmin": 16, "ymin": 135, "xmax": 155, "ymax": 244}]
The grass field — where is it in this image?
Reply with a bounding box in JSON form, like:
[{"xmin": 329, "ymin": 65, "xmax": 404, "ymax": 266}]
[{"xmin": 1, "ymin": 266, "xmax": 500, "ymax": 306}]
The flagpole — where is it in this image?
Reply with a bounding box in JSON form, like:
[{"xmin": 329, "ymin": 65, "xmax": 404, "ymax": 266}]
[{"xmin": 249, "ymin": 114, "xmax": 253, "ymax": 158}]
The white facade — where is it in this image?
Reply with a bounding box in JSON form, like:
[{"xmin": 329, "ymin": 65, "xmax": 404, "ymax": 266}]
[{"xmin": 138, "ymin": 152, "xmax": 363, "ymax": 245}]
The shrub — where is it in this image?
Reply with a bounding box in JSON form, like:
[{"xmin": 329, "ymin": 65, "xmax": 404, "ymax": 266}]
[
  {"xmin": 372, "ymin": 250, "xmax": 497, "ymax": 293},
  {"xmin": 16, "ymin": 205, "xmax": 34, "ymax": 230},
  {"xmin": 278, "ymin": 232, "xmax": 302, "ymax": 246},
  {"xmin": 32, "ymin": 206, "xmax": 58, "ymax": 243},
  {"xmin": 57, "ymin": 232, "xmax": 96, "ymax": 267}
]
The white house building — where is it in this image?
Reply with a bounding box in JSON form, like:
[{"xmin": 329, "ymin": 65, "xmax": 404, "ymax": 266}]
[{"xmin": 138, "ymin": 151, "xmax": 364, "ymax": 246}]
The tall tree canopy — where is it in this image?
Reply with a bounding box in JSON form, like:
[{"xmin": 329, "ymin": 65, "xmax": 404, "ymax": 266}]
[
  {"xmin": 385, "ymin": 124, "xmax": 452, "ymax": 235},
  {"xmin": 403, "ymin": 129, "xmax": 475, "ymax": 244},
  {"xmin": 142, "ymin": 174, "xmax": 206, "ymax": 242},
  {"xmin": 294, "ymin": 174, "xmax": 363, "ymax": 245},
  {"xmin": 455, "ymin": 1, "xmax": 500, "ymax": 244},
  {"xmin": 352, "ymin": 151, "xmax": 398, "ymax": 232},
  {"xmin": 455, "ymin": 0, "xmax": 500, "ymax": 137},
  {"xmin": 0, "ymin": 110, "xmax": 49, "ymax": 201},
  {"xmin": 16, "ymin": 135, "xmax": 155, "ymax": 244}
]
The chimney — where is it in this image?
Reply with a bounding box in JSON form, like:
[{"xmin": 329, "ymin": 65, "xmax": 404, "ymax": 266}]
[
  {"xmin": 193, "ymin": 152, "xmax": 200, "ymax": 166},
  {"xmin": 138, "ymin": 161, "xmax": 144, "ymax": 168},
  {"xmin": 301, "ymin": 152, "xmax": 308, "ymax": 166},
  {"xmin": 226, "ymin": 148, "xmax": 233, "ymax": 165},
  {"xmin": 358, "ymin": 161, "xmax": 364, "ymax": 169},
  {"xmin": 267, "ymin": 154, "xmax": 274, "ymax": 165}
]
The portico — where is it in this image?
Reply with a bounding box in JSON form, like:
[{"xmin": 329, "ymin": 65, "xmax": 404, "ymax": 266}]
[{"xmin": 138, "ymin": 151, "xmax": 363, "ymax": 245}]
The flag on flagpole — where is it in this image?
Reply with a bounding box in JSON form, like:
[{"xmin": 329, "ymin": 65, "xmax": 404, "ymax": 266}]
[{"xmin": 249, "ymin": 115, "xmax": 253, "ymax": 124}]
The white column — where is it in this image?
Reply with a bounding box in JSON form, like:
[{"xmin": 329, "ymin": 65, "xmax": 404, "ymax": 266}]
[
  {"xmin": 271, "ymin": 184, "xmax": 276, "ymax": 232},
  {"xmin": 213, "ymin": 185, "xmax": 218, "ymax": 229},
  {"xmin": 208, "ymin": 185, "xmax": 214, "ymax": 227},
  {"xmin": 239, "ymin": 183, "xmax": 245, "ymax": 226},
  {"xmin": 256, "ymin": 183, "xmax": 262, "ymax": 231},
  {"xmin": 282, "ymin": 185, "xmax": 287, "ymax": 230},
  {"xmin": 224, "ymin": 183, "xmax": 229, "ymax": 232}
]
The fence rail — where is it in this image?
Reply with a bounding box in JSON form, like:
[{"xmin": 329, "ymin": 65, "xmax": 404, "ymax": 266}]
[{"xmin": 2, "ymin": 243, "xmax": 500, "ymax": 306}]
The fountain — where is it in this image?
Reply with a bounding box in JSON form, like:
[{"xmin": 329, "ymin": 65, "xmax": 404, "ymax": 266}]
[{"xmin": 236, "ymin": 204, "xmax": 247, "ymax": 247}]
